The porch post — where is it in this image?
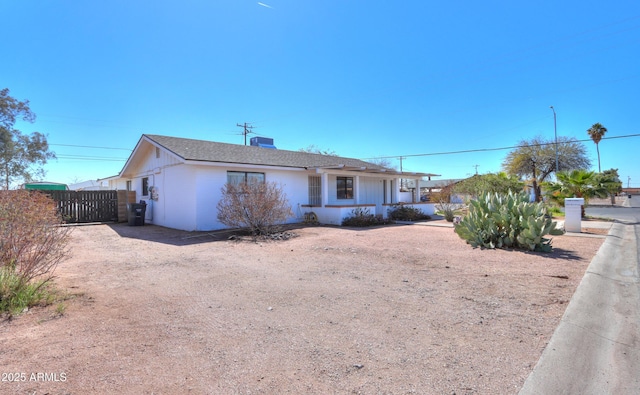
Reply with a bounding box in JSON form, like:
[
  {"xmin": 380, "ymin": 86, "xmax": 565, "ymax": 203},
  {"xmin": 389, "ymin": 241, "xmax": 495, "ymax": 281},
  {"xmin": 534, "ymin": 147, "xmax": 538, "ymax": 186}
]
[
  {"xmin": 321, "ymin": 172, "xmax": 329, "ymax": 206},
  {"xmin": 413, "ymin": 177, "xmax": 419, "ymax": 203},
  {"xmin": 392, "ymin": 178, "xmax": 399, "ymax": 203},
  {"xmin": 354, "ymin": 175, "xmax": 360, "ymax": 204}
]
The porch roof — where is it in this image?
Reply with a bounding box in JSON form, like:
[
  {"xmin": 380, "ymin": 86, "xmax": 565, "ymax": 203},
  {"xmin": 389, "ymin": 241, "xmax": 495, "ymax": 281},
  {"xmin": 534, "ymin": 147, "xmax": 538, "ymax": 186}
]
[{"xmin": 311, "ymin": 164, "xmax": 439, "ymax": 177}]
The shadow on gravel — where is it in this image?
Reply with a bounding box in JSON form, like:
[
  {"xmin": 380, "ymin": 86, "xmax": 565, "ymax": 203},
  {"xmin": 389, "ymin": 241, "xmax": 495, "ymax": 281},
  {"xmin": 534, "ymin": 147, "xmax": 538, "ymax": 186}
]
[
  {"xmin": 105, "ymin": 223, "xmax": 315, "ymax": 246},
  {"xmin": 497, "ymin": 246, "xmax": 586, "ymax": 261},
  {"xmin": 545, "ymin": 248, "xmax": 587, "ymax": 261},
  {"xmin": 107, "ymin": 223, "xmax": 239, "ymax": 246}
]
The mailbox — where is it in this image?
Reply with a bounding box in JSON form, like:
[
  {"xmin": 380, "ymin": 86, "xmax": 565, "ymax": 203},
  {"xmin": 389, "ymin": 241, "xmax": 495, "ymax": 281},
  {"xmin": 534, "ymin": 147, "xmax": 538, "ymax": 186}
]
[{"xmin": 564, "ymin": 198, "xmax": 584, "ymax": 233}]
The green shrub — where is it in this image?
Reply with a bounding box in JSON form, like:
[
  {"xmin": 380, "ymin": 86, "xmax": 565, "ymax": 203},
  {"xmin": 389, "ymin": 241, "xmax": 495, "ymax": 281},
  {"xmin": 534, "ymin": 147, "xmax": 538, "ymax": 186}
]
[
  {"xmin": 435, "ymin": 201, "xmax": 462, "ymax": 222},
  {"xmin": 0, "ymin": 268, "xmax": 50, "ymax": 316},
  {"xmin": 387, "ymin": 204, "xmax": 431, "ymax": 221},
  {"xmin": 454, "ymin": 191, "xmax": 564, "ymax": 252},
  {"xmin": 341, "ymin": 207, "xmax": 388, "ymax": 227},
  {"xmin": 545, "ymin": 204, "xmax": 564, "ymax": 218}
]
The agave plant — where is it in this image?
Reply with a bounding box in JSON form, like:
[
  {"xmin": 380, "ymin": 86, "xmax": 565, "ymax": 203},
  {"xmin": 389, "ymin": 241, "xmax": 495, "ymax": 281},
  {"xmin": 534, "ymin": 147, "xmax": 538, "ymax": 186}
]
[{"xmin": 454, "ymin": 191, "xmax": 564, "ymax": 252}]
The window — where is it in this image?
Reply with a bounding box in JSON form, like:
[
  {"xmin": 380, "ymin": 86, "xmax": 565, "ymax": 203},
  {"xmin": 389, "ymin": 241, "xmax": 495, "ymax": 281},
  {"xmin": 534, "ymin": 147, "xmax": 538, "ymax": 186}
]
[
  {"xmin": 308, "ymin": 175, "xmax": 321, "ymax": 206},
  {"xmin": 227, "ymin": 171, "xmax": 265, "ymax": 185},
  {"xmin": 142, "ymin": 177, "xmax": 149, "ymax": 196},
  {"xmin": 126, "ymin": 180, "xmax": 131, "ymax": 191},
  {"xmin": 336, "ymin": 176, "xmax": 353, "ymax": 199}
]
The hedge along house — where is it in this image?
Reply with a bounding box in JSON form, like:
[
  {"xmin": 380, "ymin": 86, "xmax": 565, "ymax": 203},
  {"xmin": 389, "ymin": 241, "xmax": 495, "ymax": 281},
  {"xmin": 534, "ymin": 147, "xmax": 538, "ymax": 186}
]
[{"xmin": 104, "ymin": 134, "xmax": 438, "ymax": 231}]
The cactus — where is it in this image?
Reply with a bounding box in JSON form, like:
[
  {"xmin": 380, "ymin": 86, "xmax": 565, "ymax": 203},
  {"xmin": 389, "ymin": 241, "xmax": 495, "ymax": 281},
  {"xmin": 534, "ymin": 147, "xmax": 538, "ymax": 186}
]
[{"xmin": 454, "ymin": 191, "xmax": 564, "ymax": 252}]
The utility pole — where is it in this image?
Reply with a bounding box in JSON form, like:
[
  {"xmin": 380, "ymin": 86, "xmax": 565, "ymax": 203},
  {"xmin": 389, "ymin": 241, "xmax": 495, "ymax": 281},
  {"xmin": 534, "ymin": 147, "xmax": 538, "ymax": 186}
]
[
  {"xmin": 399, "ymin": 156, "xmax": 406, "ymax": 190},
  {"xmin": 550, "ymin": 106, "xmax": 558, "ymax": 174},
  {"xmin": 236, "ymin": 122, "xmax": 255, "ymax": 145},
  {"xmin": 473, "ymin": 164, "xmax": 479, "ymax": 175},
  {"xmin": 629, "ymin": 176, "xmax": 631, "ymax": 188}
]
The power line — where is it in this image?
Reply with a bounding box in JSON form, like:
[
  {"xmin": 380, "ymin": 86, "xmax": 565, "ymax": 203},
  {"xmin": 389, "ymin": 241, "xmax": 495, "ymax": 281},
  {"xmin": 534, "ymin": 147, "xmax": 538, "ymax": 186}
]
[
  {"xmin": 50, "ymin": 143, "xmax": 131, "ymax": 151},
  {"xmin": 364, "ymin": 133, "xmax": 640, "ymax": 160},
  {"xmin": 56, "ymin": 155, "xmax": 127, "ymax": 161},
  {"xmin": 48, "ymin": 133, "xmax": 640, "ymax": 165}
]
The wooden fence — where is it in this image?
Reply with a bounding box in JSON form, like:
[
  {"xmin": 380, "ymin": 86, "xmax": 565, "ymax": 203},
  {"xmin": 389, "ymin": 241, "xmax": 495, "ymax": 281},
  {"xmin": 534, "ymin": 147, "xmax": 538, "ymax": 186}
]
[{"xmin": 42, "ymin": 190, "xmax": 135, "ymax": 223}]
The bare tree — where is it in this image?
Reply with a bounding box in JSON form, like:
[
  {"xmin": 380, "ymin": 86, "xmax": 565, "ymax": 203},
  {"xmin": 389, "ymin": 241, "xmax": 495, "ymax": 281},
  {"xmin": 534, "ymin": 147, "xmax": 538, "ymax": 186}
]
[
  {"xmin": 367, "ymin": 157, "xmax": 397, "ymax": 170},
  {"xmin": 298, "ymin": 145, "xmax": 337, "ymax": 156},
  {"xmin": 216, "ymin": 181, "xmax": 293, "ymax": 235},
  {"xmin": 502, "ymin": 136, "xmax": 590, "ymax": 202}
]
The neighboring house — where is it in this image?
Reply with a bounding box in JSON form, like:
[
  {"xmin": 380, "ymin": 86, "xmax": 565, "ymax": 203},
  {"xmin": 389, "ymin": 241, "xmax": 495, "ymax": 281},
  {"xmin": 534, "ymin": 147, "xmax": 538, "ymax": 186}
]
[
  {"xmin": 621, "ymin": 187, "xmax": 640, "ymax": 195},
  {"xmin": 524, "ymin": 184, "xmax": 537, "ymax": 202},
  {"xmin": 68, "ymin": 179, "xmax": 111, "ymax": 191},
  {"xmin": 103, "ymin": 134, "xmax": 438, "ymax": 231},
  {"xmin": 414, "ymin": 179, "xmax": 463, "ymax": 202}
]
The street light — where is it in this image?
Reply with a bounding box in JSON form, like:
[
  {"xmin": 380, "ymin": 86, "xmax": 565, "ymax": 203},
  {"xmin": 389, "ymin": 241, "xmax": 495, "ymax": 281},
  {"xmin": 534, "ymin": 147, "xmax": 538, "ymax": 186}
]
[{"xmin": 550, "ymin": 106, "xmax": 558, "ymax": 174}]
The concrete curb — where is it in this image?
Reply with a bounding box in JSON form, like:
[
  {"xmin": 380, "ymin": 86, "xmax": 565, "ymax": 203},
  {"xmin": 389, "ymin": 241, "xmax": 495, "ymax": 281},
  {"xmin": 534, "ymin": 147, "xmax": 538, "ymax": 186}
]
[{"xmin": 519, "ymin": 222, "xmax": 640, "ymax": 394}]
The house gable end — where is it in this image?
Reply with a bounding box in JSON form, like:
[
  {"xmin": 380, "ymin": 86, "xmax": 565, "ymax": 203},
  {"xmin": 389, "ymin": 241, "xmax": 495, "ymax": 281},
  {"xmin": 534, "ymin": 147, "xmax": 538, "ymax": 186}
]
[{"xmin": 119, "ymin": 136, "xmax": 185, "ymax": 178}]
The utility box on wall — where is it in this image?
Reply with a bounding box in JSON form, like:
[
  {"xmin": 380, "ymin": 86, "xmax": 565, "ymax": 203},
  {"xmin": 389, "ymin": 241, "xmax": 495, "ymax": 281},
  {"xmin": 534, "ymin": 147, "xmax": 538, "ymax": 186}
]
[{"xmin": 564, "ymin": 198, "xmax": 584, "ymax": 233}]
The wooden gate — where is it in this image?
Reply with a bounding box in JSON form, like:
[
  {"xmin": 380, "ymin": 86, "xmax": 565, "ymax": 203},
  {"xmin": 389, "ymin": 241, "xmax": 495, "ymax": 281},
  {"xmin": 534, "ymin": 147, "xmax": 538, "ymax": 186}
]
[{"xmin": 43, "ymin": 190, "xmax": 119, "ymax": 223}]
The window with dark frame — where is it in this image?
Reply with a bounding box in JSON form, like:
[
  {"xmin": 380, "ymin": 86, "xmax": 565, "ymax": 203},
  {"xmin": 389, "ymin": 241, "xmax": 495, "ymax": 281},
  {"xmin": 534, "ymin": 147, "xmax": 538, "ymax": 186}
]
[
  {"xmin": 142, "ymin": 177, "xmax": 149, "ymax": 196},
  {"xmin": 336, "ymin": 176, "xmax": 353, "ymax": 199},
  {"xmin": 227, "ymin": 171, "xmax": 265, "ymax": 185}
]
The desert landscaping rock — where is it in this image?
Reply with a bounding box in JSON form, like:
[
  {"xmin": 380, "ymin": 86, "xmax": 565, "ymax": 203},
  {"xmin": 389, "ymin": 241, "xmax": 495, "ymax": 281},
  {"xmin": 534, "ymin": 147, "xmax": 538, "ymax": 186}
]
[{"xmin": 0, "ymin": 223, "xmax": 603, "ymax": 394}]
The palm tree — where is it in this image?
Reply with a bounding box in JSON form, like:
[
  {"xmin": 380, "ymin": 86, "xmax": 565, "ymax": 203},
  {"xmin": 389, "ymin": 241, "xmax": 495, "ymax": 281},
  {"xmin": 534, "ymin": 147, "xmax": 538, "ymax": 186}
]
[
  {"xmin": 587, "ymin": 123, "xmax": 607, "ymax": 172},
  {"xmin": 544, "ymin": 169, "xmax": 608, "ymax": 217},
  {"xmin": 596, "ymin": 169, "xmax": 623, "ymax": 205}
]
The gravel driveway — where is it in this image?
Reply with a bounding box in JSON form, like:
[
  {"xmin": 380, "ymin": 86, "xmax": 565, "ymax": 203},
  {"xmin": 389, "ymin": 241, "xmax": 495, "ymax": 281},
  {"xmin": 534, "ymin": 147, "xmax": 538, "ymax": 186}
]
[{"xmin": 0, "ymin": 222, "xmax": 604, "ymax": 394}]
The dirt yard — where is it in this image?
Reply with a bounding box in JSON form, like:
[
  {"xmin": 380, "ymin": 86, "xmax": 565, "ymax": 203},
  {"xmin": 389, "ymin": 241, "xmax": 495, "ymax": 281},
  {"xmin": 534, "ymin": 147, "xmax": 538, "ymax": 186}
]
[{"xmin": 1, "ymin": 221, "xmax": 605, "ymax": 394}]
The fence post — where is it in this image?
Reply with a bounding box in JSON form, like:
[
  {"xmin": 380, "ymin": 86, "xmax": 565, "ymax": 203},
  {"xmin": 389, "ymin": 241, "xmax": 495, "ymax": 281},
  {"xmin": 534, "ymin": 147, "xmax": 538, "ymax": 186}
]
[{"xmin": 117, "ymin": 190, "xmax": 137, "ymax": 222}]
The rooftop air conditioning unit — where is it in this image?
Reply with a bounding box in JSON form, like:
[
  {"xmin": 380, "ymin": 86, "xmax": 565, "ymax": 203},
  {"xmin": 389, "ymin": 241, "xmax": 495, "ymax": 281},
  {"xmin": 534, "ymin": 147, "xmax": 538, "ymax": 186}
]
[{"xmin": 250, "ymin": 137, "xmax": 277, "ymax": 149}]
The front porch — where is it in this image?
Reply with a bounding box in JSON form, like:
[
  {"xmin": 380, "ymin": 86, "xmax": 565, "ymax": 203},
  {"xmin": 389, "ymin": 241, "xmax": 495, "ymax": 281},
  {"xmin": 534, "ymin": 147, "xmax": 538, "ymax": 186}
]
[{"xmin": 299, "ymin": 166, "xmax": 439, "ymax": 226}]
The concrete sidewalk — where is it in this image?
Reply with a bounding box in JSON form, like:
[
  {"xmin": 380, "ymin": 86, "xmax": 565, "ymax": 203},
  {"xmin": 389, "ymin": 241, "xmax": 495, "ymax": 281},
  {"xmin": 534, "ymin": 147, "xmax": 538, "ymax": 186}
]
[
  {"xmin": 519, "ymin": 221, "xmax": 640, "ymax": 394},
  {"xmin": 559, "ymin": 219, "xmax": 613, "ymax": 238}
]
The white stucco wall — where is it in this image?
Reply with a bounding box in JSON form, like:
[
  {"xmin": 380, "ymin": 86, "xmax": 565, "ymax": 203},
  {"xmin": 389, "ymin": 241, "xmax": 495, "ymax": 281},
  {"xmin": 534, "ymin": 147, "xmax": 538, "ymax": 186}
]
[
  {"xmin": 398, "ymin": 202, "xmax": 436, "ymax": 216},
  {"xmin": 155, "ymin": 164, "xmax": 312, "ymax": 231},
  {"xmin": 158, "ymin": 165, "xmax": 198, "ymax": 230},
  {"xmin": 398, "ymin": 191, "xmax": 414, "ymax": 203},
  {"xmin": 325, "ymin": 175, "xmax": 387, "ymax": 206},
  {"xmin": 309, "ymin": 205, "xmax": 376, "ymax": 226},
  {"xmin": 263, "ymin": 168, "xmax": 309, "ymax": 223},
  {"xmin": 193, "ymin": 168, "xmax": 225, "ymax": 230}
]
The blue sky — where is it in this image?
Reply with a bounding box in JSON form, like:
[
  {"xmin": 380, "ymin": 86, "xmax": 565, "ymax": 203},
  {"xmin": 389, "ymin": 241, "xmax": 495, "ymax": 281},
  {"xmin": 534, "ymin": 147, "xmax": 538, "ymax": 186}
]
[{"xmin": 3, "ymin": 1, "xmax": 639, "ymax": 187}]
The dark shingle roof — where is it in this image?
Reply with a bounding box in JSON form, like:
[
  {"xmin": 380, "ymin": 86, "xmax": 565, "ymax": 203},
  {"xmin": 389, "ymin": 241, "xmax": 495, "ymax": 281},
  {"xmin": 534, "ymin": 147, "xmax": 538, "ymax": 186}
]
[{"xmin": 144, "ymin": 134, "xmax": 388, "ymax": 170}]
